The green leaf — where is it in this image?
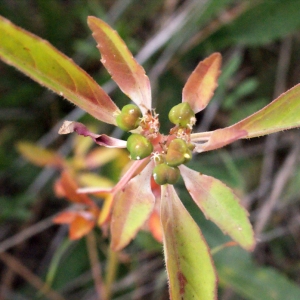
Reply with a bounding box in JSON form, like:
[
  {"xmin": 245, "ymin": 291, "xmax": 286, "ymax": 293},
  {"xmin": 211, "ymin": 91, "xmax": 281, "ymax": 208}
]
[
  {"xmin": 199, "ymin": 84, "xmax": 300, "ymax": 152},
  {"xmin": 182, "ymin": 52, "xmax": 221, "ymax": 113},
  {"xmin": 214, "ymin": 0, "xmax": 300, "ymax": 47},
  {"xmin": 180, "ymin": 165, "xmax": 255, "ymax": 251},
  {"xmin": 111, "ymin": 162, "xmax": 155, "ymax": 251},
  {"xmin": 0, "ymin": 15, "xmax": 119, "ymax": 125},
  {"xmin": 215, "ymin": 247, "xmax": 300, "ymax": 300},
  {"xmin": 45, "ymin": 239, "xmax": 73, "ymax": 288},
  {"xmin": 88, "ymin": 16, "xmax": 152, "ymax": 113},
  {"xmin": 50, "ymin": 239, "xmax": 89, "ymax": 290},
  {"xmin": 222, "ymin": 78, "xmax": 259, "ymax": 110},
  {"xmin": 161, "ymin": 185, "xmax": 217, "ymax": 300},
  {"xmin": 0, "ymin": 194, "xmax": 33, "ymax": 221}
]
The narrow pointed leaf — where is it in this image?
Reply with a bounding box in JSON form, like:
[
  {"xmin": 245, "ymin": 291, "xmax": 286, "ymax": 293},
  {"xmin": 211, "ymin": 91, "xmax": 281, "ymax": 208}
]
[
  {"xmin": 53, "ymin": 211, "xmax": 77, "ymax": 224},
  {"xmin": 198, "ymin": 84, "xmax": 300, "ymax": 152},
  {"xmin": 161, "ymin": 185, "xmax": 217, "ymax": 300},
  {"xmin": 59, "ymin": 121, "xmax": 127, "ymax": 148},
  {"xmin": 0, "ymin": 16, "xmax": 119, "ymax": 125},
  {"xmin": 111, "ymin": 162, "xmax": 155, "ymax": 251},
  {"xmin": 88, "ymin": 16, "xmax": 152, "ymax": 113},
  {"xmin": 59, "ymin": 171, "xmax": 95, "ymax": 207},
  {"xmin": 98, "ymin": 194, "xmax": 114, "ymax": 226},
  {"xmin": 17, "ymin": 142, "xmax": 63, "ymax": 168},
  {"xmin": 53, "ymin": 211, "xmax": 97, "ymax": 240},
  {"xmin": 182, "ymin": 52, "xmax": 221, "ymax": 113},
  {"xmin": 148, "ymin": 209, "xmax": 163, "ymax": 243},
  {"xmin": 180, "ymin": 165, "xmax": 255, "ymax": 251},
  {"xmin": 69, "ymin": 215, "xmax": 95, "ymax": 240}
]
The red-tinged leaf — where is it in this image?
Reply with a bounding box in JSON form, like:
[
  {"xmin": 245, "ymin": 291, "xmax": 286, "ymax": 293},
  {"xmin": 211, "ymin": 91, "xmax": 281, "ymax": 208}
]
[
  {"xmin": 59, "ymin": 121, "xmax": 127, "ymax": 148},
  {"xmin": 182, "ymin": 52, "xmax": 221, "ymax": 113},
  {"xmin": 69, "ymin": 215, "xmax": 95, "ymax": 240},
  {"xmin": 54, "ymin": 178, "xmax": 65, "ymax": 198},
  {"xmin": 180, "ymin": 165, "xmax": 255, "ymax": 251},
  {"xmin": 59, "ymin": 171, "xmax": 95, "ymax": 206},
  {"xmin": 148, "ymin": 209, "xmax": 163, "ymax": 243},
  {"xmin": 0, "ymin": 16, "xmax": 119, "ymax": 125},
  {"xmin": 17, "ymin": 141, "xmax": 64, "ymax": 168},
  {"xmin": 53, "ymin": 211, "xmax": 77, "ymax": 224},
  {"xmin": 161, "ymin": 185, "xmax": 217, "ymax": 300},
  {"xmin": 88, "ymin": 16, "xmax": 152, "ymax": 113},
  {"xmin": 110, "ymin": 162, "xmax": 155, "ymax": 251},
  {"xmin": 53, "ymin": 211, "xmax": 96, "ymax": 240},
  {"xmin": 196, "ymin": 84, "xmax": 300, "ymax": 152}
]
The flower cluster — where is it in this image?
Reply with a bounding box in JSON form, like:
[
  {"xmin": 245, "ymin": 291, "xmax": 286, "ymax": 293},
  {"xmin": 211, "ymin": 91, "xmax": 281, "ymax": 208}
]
[{"xmin": 59, "ymin": 17, "xmax": 255, "ymax": 253}]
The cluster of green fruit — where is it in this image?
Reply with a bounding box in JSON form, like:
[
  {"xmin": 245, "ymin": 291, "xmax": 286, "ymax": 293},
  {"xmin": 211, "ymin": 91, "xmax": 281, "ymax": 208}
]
[{"xmin": 116, "ymin": 103, "xmax": 195, "ymax": 185}]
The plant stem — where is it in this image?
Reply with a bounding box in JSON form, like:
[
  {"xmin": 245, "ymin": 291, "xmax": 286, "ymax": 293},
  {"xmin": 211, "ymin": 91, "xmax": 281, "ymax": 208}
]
[
  {"xmin": 86, "ymin": 232, "xmax": 106, "ymax": 300},
  {"xmin": 105, "ymin": 248, "xmax": 119, "ymax": 300}
]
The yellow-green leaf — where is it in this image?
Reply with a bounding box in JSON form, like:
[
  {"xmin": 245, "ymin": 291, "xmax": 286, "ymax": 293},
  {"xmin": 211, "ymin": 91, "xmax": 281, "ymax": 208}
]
[
  {"xmin": 161, "ymin": 185, "xmax": 217, "ymax": 300},
  {"xmin": 199, "ymin": 84, "xmax": 300, "ymax": 152},
  {"xmin": 85, "ymin": 148, "xmax": 127, "ymax": 169},
  {"xmin": 180, "ymin": 165, "xmax": 255, "ymax": 251},
  {"xmin": 88, "ymin": 16, "xmax": 152, "ymax": 113},
  {"xmin": 111, "ymin": 162, "xmax": 155, "ymax": 251},
  {"xmin": 17, "ymin": 141, "xmax": 63, "ymax": 168},
  {"xmin": 0, "ymin": 15, "xmax": 119, "ymax": 125},
  {"xmin": 77, "ymin": 173, "xmax": 113, "ymax": 190}
]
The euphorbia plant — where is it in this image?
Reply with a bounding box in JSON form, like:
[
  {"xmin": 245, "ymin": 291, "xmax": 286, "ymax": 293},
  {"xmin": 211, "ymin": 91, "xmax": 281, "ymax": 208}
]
[{"xmin": 1, "ymin": 15, "xmax": 300, "ymax": 299}]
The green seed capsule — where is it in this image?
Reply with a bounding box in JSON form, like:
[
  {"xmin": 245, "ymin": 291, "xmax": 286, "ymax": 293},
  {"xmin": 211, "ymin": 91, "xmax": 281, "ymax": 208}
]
[
  {"xmin": 153, "ymin": 163, "xmax": 180, "ymax": 185},
  {"xmin": 168, "ymin": 102, "xmax": 195, "ymax": 127},
  {"xmin": 187, "ymin": 142, "xmax": 196, "ymax": 151},
  {"xmin": 116, "ymin": 104, "xmax": 142, "ymax": 131},
  {"xmin": 127, "ymin": 134, "xmax": 153, "ymax": 160},
  {"xmin": 166, "ymin": 139, "xmax": 192, "ymax": 167}
]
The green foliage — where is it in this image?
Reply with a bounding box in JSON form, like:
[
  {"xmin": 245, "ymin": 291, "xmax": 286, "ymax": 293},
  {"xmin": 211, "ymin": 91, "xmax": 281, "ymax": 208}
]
[
  {"xmin": 48, "ymin": 239, "xmax": 90, "ymax": 290},
  {"xmin": 214, "ymin": 0, "xmax": 300, "ymax": 47},
  {"xmin": 216, "ymin": 247, "xmax": 300, "ymax": 300},
  {"xmin": 0, "ymin": 194, "xmax": 33, "ymax": 221}
]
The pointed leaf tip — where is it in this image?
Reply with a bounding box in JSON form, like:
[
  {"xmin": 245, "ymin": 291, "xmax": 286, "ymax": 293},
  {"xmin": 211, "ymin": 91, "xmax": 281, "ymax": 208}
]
[
  {"xmin": 69, "ymin": 215, "xmax": 95, "ymax": 240},
  {"xmin": 87, "ymin": 16, "xmax": 152, "ymax": 113},
  {"xmin": 183, "ymin": 52, "xmax": 222, "ymax": 113},
  {"xmin": 58, "ymin": 171, "xmax": 95, "ymax": 206},
  {"xmin": 198, "ymin": 83, "xmax": 300, "ymax": 152},
  {"xmin": 0, "ymin": 16, "xmax": 119, "ymax": 125},
  {"xmin": 180, "ymin": 165, "xmax": 255, "ymax": 251}
]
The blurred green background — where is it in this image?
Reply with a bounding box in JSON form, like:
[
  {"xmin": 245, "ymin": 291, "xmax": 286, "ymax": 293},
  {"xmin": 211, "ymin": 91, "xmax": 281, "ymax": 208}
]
[{"xmin": 1, "ymin": 0, "xmax": 300, "ymax": 299}]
